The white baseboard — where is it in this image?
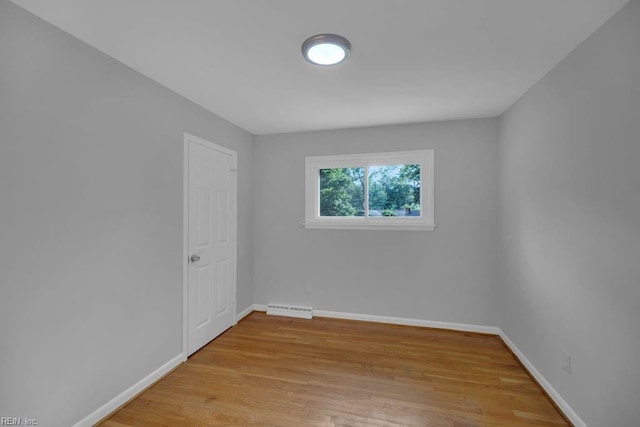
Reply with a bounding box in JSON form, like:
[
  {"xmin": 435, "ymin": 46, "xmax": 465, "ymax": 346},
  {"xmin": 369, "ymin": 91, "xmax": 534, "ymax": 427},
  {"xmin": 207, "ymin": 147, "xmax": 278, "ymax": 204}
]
[
  {"xmin": 498, "ymin": 331, "xmax": 586, "ymax": 427},
  {"xmin": 253, "ymin": 303, "xmax": 585, "ymax": 425},
  {"xmin": 235, "ymin": 304, "xmax": 255, "ymax": 323},
  {"xmin": 72, "ymin": 352, "xmax": 185, "ymax": 427},
  {"xmin": 316, "ymin": 309, "xmax": 501, "ymax": 335},
  {"xmin": 254, "ymin": 304, "xmax": 498, "ymax": 334}
]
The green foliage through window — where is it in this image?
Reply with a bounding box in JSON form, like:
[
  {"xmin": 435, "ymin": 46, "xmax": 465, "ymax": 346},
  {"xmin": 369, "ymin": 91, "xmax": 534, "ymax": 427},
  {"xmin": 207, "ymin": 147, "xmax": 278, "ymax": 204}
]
[
  {"xmin": 319, "ymin": 164, "xmax": 421, "ymax": 217},
  {"xmin": 319, "ymin": 168, "xmax": 364, "ymax": 216}
]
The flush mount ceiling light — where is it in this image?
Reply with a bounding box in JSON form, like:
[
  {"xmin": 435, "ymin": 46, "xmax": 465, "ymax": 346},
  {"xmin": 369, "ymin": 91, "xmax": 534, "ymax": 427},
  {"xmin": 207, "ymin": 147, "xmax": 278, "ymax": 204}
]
[{"xmin": 302, "ymin": 34, "xmax": 351, "ymax": 66}]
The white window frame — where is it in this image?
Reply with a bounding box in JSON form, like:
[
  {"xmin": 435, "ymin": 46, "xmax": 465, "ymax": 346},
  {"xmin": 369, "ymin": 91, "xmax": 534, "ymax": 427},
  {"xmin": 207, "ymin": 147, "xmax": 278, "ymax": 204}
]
[{"xmin": 304, "ymin": 150, "xmax": 435, "ymax": 231}]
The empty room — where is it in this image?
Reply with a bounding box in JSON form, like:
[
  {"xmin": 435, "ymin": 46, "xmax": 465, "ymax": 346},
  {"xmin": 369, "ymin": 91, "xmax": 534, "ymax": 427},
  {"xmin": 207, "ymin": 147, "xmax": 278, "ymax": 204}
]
[{"xmin": 1, "ymin": 0, "xmax": 638, "ymax": 426}]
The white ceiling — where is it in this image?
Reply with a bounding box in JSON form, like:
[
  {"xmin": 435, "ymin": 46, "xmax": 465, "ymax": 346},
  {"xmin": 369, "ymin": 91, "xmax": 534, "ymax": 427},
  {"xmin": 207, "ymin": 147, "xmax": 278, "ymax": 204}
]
[{"xmin": 12, "ymin": 0, "xmax": 629, "ymax": 135}]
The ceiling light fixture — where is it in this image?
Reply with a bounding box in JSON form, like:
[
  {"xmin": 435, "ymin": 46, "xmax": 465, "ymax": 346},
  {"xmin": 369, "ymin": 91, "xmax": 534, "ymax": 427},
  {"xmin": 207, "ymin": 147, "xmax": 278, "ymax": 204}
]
[{"xmin": 302, "ymin": 34, "xmax": 351, "ymax": 66}]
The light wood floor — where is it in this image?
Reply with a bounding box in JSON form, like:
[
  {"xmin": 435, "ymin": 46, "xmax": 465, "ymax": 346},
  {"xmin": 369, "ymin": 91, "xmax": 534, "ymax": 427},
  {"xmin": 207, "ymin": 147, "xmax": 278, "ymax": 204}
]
[{"xmin": 101, "ymin": 312, "xmax": 570, "ymax": 426}]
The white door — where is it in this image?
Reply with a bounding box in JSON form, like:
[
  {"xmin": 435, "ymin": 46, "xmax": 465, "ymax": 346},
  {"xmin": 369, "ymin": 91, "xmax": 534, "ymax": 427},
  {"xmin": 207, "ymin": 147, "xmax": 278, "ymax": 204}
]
[{"xmin": 185, "ymin": 133, "xmax": 237, "ymax": 356}]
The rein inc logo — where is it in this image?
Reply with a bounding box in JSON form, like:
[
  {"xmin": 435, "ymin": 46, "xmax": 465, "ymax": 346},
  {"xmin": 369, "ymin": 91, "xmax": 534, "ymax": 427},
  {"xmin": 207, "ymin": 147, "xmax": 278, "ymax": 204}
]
[{"xmin": 1, "ymin": 418, "xmax": 38, "ymax": 426}]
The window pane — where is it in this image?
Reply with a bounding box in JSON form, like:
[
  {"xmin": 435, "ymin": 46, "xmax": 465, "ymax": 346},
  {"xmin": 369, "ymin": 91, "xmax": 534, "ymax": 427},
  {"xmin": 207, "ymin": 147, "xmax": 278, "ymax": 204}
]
[
  {"xmin": 368, "ymin": 164, "xmax": 421, "ymax": 217},
  {"xmin": 319, "ymin": 167, "xmax": 365, "ymax": 217}
]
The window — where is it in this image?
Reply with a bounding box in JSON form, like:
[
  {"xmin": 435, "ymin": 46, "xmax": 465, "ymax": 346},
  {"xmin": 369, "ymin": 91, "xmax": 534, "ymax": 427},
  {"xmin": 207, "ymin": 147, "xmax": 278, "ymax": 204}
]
[{"xmin": 305, "ymin": 150, "xmax": 435, "ymax": 230}]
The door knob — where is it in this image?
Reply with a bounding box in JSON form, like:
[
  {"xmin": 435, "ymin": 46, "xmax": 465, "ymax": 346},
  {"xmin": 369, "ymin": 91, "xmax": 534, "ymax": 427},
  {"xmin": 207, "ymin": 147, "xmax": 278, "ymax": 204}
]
[{"xmin": 190, "ymin": 254, "xmax": 200, "ymax": 263}]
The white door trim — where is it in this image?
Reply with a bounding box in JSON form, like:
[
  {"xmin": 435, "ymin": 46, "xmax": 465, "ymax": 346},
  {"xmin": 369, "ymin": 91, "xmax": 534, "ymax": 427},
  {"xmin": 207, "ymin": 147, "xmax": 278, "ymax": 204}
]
[{"xmin": 182, "ymin": 132, "xmax": 238, "ymax": 359}]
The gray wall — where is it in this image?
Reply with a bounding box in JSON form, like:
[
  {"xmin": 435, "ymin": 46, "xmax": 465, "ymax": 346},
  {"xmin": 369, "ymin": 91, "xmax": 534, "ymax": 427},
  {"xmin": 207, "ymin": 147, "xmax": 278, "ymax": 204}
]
[
  {"xmin": 0, "ymin": 2, "xmax": 254, "ymax": 425},
  {"xmin": 498, "ymin": 0, "xmax": 640, "ymax": 425},
  {"xmin": 254, "ymin": 119, "xmax": 501, "ymax": 326}
]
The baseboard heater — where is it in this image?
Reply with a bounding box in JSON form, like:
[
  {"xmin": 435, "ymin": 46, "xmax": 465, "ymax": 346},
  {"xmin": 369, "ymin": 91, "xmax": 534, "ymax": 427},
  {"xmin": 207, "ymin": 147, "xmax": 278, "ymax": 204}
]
[{"xmin": 266, "ymin": 304, "xmax": 313, "ymax": 319}]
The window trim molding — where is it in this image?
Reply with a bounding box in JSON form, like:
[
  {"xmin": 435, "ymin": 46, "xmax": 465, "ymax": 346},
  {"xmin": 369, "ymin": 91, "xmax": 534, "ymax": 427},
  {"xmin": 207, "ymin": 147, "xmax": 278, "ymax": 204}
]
[{"xmin": 304, "ymin": 150, "xmax": 435, "ymax": 231}]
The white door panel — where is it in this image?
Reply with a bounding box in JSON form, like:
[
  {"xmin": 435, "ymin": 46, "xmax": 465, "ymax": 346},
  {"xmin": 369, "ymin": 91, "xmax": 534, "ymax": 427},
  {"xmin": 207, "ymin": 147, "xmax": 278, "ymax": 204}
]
[{"xmin": 186, "ymin": 135, "xmax": 236, "ymax": 356}]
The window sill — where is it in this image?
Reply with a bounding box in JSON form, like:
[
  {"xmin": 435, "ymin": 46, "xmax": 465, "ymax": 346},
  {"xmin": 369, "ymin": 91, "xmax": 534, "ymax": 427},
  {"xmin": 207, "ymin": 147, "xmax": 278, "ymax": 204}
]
[{"xmin": 303, "ymin": 221, "xmax": 437, "ymax": 231}]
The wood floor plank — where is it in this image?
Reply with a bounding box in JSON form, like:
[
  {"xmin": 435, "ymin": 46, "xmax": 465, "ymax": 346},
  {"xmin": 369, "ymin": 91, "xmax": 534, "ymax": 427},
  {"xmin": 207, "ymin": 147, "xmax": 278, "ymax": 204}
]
[{"xmin": 100, "ymin": 312, "xmax": 570, "ymax": 426}]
